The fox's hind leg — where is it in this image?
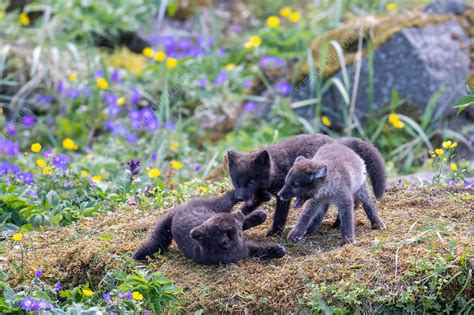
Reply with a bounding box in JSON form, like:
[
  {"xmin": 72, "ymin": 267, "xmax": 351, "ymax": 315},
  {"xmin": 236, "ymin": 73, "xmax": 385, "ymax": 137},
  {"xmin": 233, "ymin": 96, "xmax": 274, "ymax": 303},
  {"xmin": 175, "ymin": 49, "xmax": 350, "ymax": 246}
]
[
  {"xmin": 242, "ymin": 210, "xmax": 267, "ymax": 230},
  {"xmin": 246, "ymin": 240, "xmax": 285, "ymax": 260},
  {"xmin": 355, "ymin": 184, "xmax": 386, "ymax": 230},
  {"xmin": 332, "ymin": 199, "xmax": 360, "ymax": 229},
  {"xmin": 132, "ymin": 211, "xmax": 174, "ymax": 261},
  {"xmin": 337, "ymin": 194, "xmax": 356, "ymax": 245}
]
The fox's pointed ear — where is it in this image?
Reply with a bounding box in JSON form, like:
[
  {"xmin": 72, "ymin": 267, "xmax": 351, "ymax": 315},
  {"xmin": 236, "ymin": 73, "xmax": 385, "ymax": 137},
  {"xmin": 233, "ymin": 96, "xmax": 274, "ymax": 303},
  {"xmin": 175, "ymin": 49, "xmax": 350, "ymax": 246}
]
[
  {"xmin": 227, "ymin": 150, "xmax": 239, "ymax": 166},
  {"xmin": 190, "ymin": 225, "xmax": 205, "ymax": 241},
  {"xmin": 233, "ymin": 211, "xmax": 245, "ymax": 225},
  {"xmin": 295, "ymin": 156, "xmax": 306, "ymax": 163},
  {"xmin": 311, "ymin": 165, "xmax": 327, "ymax": 181},
  {"xmin": 255, "ymin": 150, "xmax": 270, "ymax": 167}
]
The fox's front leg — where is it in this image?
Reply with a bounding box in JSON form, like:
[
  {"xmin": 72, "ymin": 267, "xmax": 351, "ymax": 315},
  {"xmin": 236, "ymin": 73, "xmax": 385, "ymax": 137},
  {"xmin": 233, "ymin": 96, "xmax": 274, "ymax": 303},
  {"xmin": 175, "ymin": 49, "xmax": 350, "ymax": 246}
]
[
  {"xmin": 245, "ymin": 240, "xmax": 286, "ymax": 260},
  {"xmin": 288, "ymin": 198, "xmax": 327, "ymax": 242},
  {"xmin": 267, "ymin": 197, "xmax": 291, "ymax": 236},
  {"xmin": 242, "ymin": 210, "xmax": 267, "ymax": 230}
]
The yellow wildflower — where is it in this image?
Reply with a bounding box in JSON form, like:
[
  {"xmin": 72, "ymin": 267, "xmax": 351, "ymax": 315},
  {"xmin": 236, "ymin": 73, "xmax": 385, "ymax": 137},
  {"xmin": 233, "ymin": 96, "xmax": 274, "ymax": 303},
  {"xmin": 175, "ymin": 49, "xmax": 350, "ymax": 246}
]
[
  {"xmin": 82, "ymin": 289, "xmax": 93, "ymax": 297},
  {"xmin": 81, "ymin": 170, "xmax": 90, "ymax": 177},
  {"xmin": 92, "ymin": 175, "xmax": 102, "ymax": 182},
  {"xmin": 244, "ymin": 35, "xmax": 262, "ymax": 49},
  {"xmin": 279, "ymin": 7, "xmax": 292, "ymax": 17},
  {"xmin": 388, "ymin": 113, "xmax": 404, "ymax": 129},
  {"xmin": 198, "ymin": 186, "xmax": 209, "ymax": 193},
  {"xmin": 321, "ymin": 116, "xmax": 331, "ymax": 127},
  {"xmin": 132, "ymin": 291, "xmax": 143, "ymax": 301},
  {"xmin": 386, "ymin": 2, "xmax": 397, "ymax": 12},
  {"xmin": 62, "ymin": 138, "xmax": 78, "ymax": 150},
  {"xmin": 19, "ymin": 12, "xmax": 30, "ymax": 26},
  {"xmin": 442, "ymin": 157, "xmax": 447, "ymax": 162},
  {"xmin": 288, "ymin": 12, "xmax": 301, "ymax": 23},
  {"xmin": 96, "ymin": 77, "xmax": 108, "ymax": 90},
  {"xmin": 12, "ymin": 233, "xmax": 23, "ymax": 241},
  {"xmin": 148, "ymin": 168, "xmax": 161, "ymax": 178},
  {"xmin": 69, "ymin": 73, "xmax": 77, "ymax": 81},
  {"xmin": 31, "ymin": 143, "xmax": 42, "ymax": 153},
  {"xmin": 450, "ymin": 163, "xmax": 458, "ymax": 171},
  {"xmin": 0, "ymin": 10, "xmax": 5, "ymax": 21},
  {"xmin": 171, "ymin": 160, "xmax": 184, "ymax": 170},
  {"xmin": 43, "ymin": 167, "xmax": 53, "ymax": 175},
  {"xmin": 170, "ymin": 142, "xmax": 179, "ymax": 151},
  {"xmin": 442, "ymin": 140, "xmax": 458, "ymax": 149},
  {"xmin": 154, "ymin": 51, "xmax": 167, "ymax": 62},
  {"xmin": 435, "ymin": 148, "xmax": 444, "ymax": 156},
  {"xmin": 166, "ymin": 58, "xmax": 178, "ymax": 69},
  {"xmin": 36, "ymin": 159, "xmax": 46, "ymax": 168},
  {"xmin": 225, "ymin": 63, "xmax": 236, "ymax": 70},
  {"xmin": 143, "ymin": 47, "xmax": 154, "ymax": 58},
  {"xmin": 116, "ymin": 97, "xmax": 126, "ymax": 106},
  {"xmin": 267, "ymin": 16, "xmax": 280, "ymax": 28}
]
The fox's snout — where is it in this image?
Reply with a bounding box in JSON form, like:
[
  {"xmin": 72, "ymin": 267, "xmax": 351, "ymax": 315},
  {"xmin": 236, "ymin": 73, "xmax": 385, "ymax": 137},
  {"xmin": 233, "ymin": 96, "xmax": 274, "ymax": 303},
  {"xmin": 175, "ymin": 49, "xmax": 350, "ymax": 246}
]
[{"xmin": 277, "ymin": 187, "xmax": 292, "ymax": 201}]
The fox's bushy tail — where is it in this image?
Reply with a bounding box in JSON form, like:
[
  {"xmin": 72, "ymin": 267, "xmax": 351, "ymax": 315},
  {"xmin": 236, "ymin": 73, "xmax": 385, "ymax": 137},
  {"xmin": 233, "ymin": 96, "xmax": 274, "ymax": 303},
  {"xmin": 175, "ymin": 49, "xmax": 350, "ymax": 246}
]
[
  {"xmin": 132, "ymin": 211, "xmax": 174, "ymax": 260},
  {"xmin": 339, "ymin": 138, "xmax": 386, "ymax": 199}
]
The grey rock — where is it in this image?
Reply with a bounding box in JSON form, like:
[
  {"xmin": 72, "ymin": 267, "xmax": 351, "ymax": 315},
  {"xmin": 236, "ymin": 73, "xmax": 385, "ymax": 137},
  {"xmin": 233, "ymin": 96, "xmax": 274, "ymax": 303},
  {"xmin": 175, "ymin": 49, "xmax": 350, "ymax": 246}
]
[{"xmin": 294, "ymin": 20, "xmax": 471, "ymax": 122}]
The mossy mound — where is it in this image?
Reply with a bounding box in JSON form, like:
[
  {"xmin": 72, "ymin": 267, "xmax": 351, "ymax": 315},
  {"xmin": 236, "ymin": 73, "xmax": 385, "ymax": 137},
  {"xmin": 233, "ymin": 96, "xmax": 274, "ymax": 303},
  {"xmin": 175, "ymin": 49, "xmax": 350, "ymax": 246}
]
[
  {"xmin": 4, "ymin": 186, "xmax": 473, "ymax": 312},
  {"xmin": 302, "ymin": 14, "xmax": 460, "ymax": 79}
]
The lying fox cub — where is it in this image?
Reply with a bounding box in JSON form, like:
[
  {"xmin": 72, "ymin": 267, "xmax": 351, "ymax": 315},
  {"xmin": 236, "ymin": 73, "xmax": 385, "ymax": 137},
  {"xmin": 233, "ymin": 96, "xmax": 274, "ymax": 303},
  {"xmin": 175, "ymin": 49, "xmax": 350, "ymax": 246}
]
[
  {"xmin": 133, "ymin": 190, "xmax": 285, "ymax": 265},
  {"xmin": 278, "ymin": 143, "xmax": 386, "ymax": 245}
]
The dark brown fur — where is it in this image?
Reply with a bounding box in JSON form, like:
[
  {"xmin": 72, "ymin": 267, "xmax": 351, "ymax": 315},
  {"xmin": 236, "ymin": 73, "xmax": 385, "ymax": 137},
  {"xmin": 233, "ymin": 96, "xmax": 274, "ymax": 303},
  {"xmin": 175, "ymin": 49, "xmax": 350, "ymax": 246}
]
[
  {"xmin": 227, "ymin": 134, "xmax": 386, "ymax": 235},
  {"xmin": 278, "ymin": 143, "xmax": 386, "ymax": 245},
  {"xmin": 133, "ymin": 191, "xmax": 285, "ymax": 265}
]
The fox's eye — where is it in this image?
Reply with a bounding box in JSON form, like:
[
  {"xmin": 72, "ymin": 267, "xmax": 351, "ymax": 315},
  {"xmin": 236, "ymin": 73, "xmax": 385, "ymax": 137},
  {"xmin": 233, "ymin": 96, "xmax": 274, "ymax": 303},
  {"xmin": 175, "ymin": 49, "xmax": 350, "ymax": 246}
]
[{"xmin": 248, "ymin": 179, "xmax": 256, "ymax": 185}]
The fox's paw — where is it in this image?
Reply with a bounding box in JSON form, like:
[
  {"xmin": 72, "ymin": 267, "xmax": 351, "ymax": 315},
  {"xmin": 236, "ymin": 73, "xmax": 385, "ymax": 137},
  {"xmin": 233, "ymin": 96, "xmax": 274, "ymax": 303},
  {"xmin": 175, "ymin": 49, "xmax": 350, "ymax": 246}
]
[
  {"xmin": 339, "ymin": 238, "xmax": 356, "ymax": 247},
  {"xmin": 250, "ymin": 210, "xmax": 267, "ymax": 225},
  {"xmin": 371, "ymin": 221, "xmax": 387, "ymax": 230},
  {"xmin": 272, "ymin": 245, "xmax": 286, "ymax": 258},
  {"xmin": 287, "ymin": 228, "xmax": 305, "ymax": 243},
  {"xmin": 266, "ymin": 227, "xmax": 283, "ymax": 237}
]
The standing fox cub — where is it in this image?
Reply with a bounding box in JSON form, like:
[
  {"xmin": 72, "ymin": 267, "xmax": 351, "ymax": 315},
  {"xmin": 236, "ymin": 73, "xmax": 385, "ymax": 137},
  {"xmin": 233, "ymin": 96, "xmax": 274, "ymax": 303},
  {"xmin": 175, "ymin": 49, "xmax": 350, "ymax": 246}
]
[
  {"xmin": 227, "ymin": 134, "xmax": 386, "ymax": 236},
  {"xmin": 133, "ymin": 191, "xmax": 286, "ymax": 265},
  {"xmin": 278, "ymin": 142, "xmax": 386, "ymax": 245}
]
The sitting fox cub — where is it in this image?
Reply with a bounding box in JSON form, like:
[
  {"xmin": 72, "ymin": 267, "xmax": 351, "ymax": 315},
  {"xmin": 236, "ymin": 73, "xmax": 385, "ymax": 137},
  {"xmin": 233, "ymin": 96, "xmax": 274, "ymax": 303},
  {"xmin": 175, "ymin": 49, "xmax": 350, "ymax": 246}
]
[
  {"xmin": 133, "ymin": 191, "xmax": 285, "ymax": 265},
  {"xmin": 278, "ymin": 142, "xmax": 386, "ymax": 245},
  {"xmin": 227, "ymin": 134, "xmax": 386, "ymax": 236}
]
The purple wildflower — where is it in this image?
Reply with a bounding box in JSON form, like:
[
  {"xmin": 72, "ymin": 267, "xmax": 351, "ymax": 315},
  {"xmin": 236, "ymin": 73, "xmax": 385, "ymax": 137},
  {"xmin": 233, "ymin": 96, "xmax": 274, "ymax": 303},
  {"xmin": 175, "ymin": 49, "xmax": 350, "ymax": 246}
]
[
  {"xmin": 110, "ymin": 68, "xmax": 120, "ymax": 82},
  {"xmin": 35, "ymin": 270, "xmax": 42, "ymax": 277},
  {"xmin": 164, "ymin": 121, "xmax": 176, "ymax": 131},
  {"xmin": 213, "ymin": 71, "xmax": 228, "ymax": 86},
  {"xmin": 17, "ymin": 172, "xmax": 35, "ymax": 185},
  {"xmin": 20, "ymin": 297, "xmax": 36, "ymax": 311},
  {"xmin": 103, "ymin": 292, "xmax": 111, "ymax": 302},
  {"xmin": 43, "ymin": 149, "xmax": 53, "ymax": 159},
  {"xmin": 243, "ymin": 101, "xmax": 257, "ymax": 112},
  {"xmin": 127, "ymin": 159, "xmax": 140, "ymax": 177},
  {"xmin": 57, "ymin": 81, "xmax": 64, "ymax": 94},
  {"xmin": 0, "ymin": 139, "xmax": 20, "ymax": 156},
  {"xmin": 194, "ymin": 164, "xmax": 201, "ymax": 172},
  {"xmin": 141, "ymin": 108, "xmax": 158, "ymax": 132},
  {"xmin": 52, "ymin": 154, "xmax": 71, "ymax": 171},
  {"xmin": 0, "ymin": 161, "xmax": 13, "ymax": 175},
  {"xmin": 130, "ymin": 88, "xmax": 140, "ymax": 105},
  {"xmin": 230, "ymin": 24, "xmax": 243, "ymax": 33},
  {"xmin": 276, "ymin": 81, "xmax": 291, "ymax": 96},
  {"xmin": 54, "ymin": 281, "xmax": 62, "ymax": 291},
  {"xmin": 5, "ymin": 122, "xmax": 16, "ymax": 136},
  {"xmin": 36, "ymin": 299, "xmax": 52, "ymax": 310},
  {"xmin": 242, "ymin": 79, "xmax": 253, "ymax": 90},
  {"xmin": 35, "ymin": 94, "xmax": 52, "ymax": 104},
  {"xmin": 119, "ymin": 291, "xmax": 132, "ymax": 300},
  {"xmin": 66, "ymin": 88, "xmax": 80, "ymax": 100},
  {"xmin": 102, "ymin": 92, "xmax": 118, "ymax": 107},
  {"xmin": 126, "ymin": 133, "xmax": 137, "ymax": 143},
  {"xmin": 258, "ymin": 55, "xmax": 286, "ymax": 69},
  {"xmin": 129, "ymin": 110, "xmax": 142, "ymax": 130},
  {"xmin": 95, "ymin": 69, "xmax": 105, "ymax": 77},
  {"xmin": 21, "ymin": 115, "xmax": 36, "ymax": 127},
  {"xmin": 464, "ymin": 181, "xmax": 474, "ymax": 189},
  {"xmin": 151, "ymin": 153, "xmax": 158, "ymax": 161},
  {"xmin": 217, "ymin": 48, "xmax": 228, "ymax": 57},
  {"xmin": 28, "ymin": 189, "xmax": 38, "ymax": 197},
  {"xmin": 198, "ymin": 76, "xmax": 208, "ymax": 89}
]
